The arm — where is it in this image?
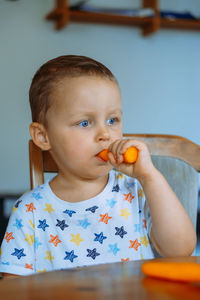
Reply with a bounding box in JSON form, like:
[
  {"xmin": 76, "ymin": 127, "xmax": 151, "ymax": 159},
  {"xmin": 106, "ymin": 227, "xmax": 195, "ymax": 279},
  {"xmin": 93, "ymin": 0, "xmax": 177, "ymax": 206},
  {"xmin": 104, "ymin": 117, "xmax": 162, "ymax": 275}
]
[
  {"xmin": 108, "ymin": 139, "xmax": 197, "ymax": 257},
  {"xmin": 140, "ymin": 167, "xmax": 196, "ymax": 257}
]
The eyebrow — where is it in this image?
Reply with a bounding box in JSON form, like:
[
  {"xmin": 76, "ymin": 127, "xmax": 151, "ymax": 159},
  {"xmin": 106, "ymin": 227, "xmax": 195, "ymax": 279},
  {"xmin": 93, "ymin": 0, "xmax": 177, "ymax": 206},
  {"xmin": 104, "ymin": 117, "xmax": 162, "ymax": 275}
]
[{"xmin": 68, "ymin": 108, "xmax": 122, "ymax": 118}]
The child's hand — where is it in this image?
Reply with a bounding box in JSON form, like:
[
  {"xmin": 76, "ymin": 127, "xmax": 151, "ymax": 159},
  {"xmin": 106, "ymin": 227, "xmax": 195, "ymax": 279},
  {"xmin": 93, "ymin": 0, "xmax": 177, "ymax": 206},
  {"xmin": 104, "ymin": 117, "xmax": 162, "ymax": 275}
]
[{"xmin": 108, "ymin": 139, "xmax": 156, "ymax": 181}]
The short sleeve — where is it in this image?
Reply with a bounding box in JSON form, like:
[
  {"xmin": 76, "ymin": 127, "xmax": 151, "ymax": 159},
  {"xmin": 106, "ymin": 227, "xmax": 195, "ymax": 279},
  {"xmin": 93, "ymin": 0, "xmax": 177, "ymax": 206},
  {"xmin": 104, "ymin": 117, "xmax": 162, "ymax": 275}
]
[{"xmin": 0, "ymin": 197, "xmax": 36, "ymax": 276}]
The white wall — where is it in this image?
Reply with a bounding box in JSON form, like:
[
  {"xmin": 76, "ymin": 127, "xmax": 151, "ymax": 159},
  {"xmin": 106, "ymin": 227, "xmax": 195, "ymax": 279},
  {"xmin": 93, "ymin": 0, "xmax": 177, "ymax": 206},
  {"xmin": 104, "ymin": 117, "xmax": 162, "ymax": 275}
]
[{"xmin": 0, "ymin": 0, "xmax": 200, "ymax": 193}]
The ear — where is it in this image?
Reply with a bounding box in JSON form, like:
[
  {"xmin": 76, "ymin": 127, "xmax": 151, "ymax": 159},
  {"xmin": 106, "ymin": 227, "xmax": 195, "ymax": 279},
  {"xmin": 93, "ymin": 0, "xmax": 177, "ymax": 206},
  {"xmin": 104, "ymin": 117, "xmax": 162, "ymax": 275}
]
[{"xmin": 29, "ymin": 122, "xmax": 51, "ymax": 151}]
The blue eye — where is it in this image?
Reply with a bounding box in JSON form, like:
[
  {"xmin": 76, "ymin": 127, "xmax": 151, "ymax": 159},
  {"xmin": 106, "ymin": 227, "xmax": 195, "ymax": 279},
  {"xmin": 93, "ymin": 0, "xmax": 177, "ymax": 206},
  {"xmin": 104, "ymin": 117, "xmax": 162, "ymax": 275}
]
[
  {"xmin": 78, "ymin": 120, "xmax": 90, "ymax": 127},
  {"xmin": 107, "ymin": 118, "xmax": 116, "ymax": 125}
]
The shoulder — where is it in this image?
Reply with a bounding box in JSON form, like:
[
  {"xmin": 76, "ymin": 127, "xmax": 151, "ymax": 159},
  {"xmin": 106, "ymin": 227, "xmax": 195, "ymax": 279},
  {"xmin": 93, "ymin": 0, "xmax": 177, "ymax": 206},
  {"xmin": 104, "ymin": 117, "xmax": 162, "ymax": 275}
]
[
  {"xmin": 111, "ymin": 169, "xmax": 138, "ymax": 191},
  {"xmin": 11, "ymin": 182, "xmax": 48, "ymax": 215}
]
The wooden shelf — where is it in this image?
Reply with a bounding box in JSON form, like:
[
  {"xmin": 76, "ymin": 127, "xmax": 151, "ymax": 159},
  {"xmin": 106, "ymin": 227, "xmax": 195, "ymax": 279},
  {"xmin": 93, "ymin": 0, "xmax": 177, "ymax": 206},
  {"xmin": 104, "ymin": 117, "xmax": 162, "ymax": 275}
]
[
  {"xmin": 160, "ymin": 18, "xmax": 200, "ymax": 31},
  {"xmin": 46, "ymin": 0, "xmax": 200, "ymax": 35}
]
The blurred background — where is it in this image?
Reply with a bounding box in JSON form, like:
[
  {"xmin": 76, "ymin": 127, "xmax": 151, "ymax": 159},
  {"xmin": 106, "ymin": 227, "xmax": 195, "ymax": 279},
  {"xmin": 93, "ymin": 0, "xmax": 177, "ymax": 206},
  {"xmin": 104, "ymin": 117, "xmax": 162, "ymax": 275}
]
[{"xmin": 0, "ymin": 0, "xmax": 200, "ymax": 249}]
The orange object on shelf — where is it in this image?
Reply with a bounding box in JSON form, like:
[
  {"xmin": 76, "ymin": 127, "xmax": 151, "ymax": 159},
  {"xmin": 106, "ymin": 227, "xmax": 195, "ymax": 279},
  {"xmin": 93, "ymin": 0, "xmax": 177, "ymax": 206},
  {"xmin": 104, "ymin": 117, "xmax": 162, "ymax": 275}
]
[
  {"xmin": 141, "ymin": 261, "xmax": 200, "ymax": 283},
  {"xmin": 97, "ymin": 146, "xmax": 138, "ymax": 163}
]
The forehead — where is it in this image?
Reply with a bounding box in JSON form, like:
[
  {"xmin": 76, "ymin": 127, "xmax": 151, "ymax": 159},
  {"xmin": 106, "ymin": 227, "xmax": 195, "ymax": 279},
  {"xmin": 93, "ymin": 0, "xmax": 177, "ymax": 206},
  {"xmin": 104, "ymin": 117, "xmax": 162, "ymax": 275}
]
[{"xmin": 51, "ymin": 76, "xmax": 122, "ymax": 114}]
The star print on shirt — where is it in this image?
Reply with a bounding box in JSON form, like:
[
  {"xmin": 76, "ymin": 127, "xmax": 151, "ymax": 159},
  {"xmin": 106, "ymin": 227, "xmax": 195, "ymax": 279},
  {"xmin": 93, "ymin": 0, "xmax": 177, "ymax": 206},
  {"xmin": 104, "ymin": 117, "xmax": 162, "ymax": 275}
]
[
  {"xmin": 26, "ymin": 202, "xmax": 36, "ymax": 213},
  {"xmin": 37, "ymin": 219, "xmax": 49, "ymax": 231},
  {"xmin": 134, "ymin": 224, "xmax": 141, "ymax": 232},
  {"xmin": 11, "ymin": 248, "xmax": 26, "ymax": 260},
  {"xmin": 120, "ymin": 208, "xmax": 131, "ymax": 220},
  {"xmin": 24, "ymin": 234, "xmax": 35, "ymax": 246},
  {"xmin": 34, "ymin": 237, "xmax": 42, "ymax": 249},
  {"xmin": 4, "ymin": 232, "xmax": 15, "ymax": 243},
  {"xmin": 115, "ymin": 226, "xmax": 127, "ymax": 238},
  {"xmin": 108, "ymin": 243, "xmax": 120, "ymax": 256},
  {"xmin": 124, "ymin": 193, "xmax": 134, "ymax": 204},
  {"xmin": 94, "ymin": 232, "xmax": 107, "ymax": 244},
  {"xmin": 129, "ymin": 239, "xmax": 141, "ymax": 251},
  {"xmin": 63, "ymin": 209, "xmax": 76, "ymax": 217},
  {"xmin": 112, "ymin": 184, "xmax": 120, "ymax": 192},
  {"xmin": 87, "ymin": 248, "xmax": 100, "ymax": 260},
  {"xmin": 44, "ymin": 203, "xmax": 55, "ymax": 214},
  {"xmin": 77, "ymin": 218, "xmax": 91, "ymax": 229},
  {"xmin": 49, "ymin": 234, "xmax": 61, "ymax": 247},
  {"xmin": 106, "ymin": 198, "xmax": 117, "ymax": 208},
  {"xmin": 141, "ymin": 236, "xmax": 149, "ymax": 247},
  {"xmin": 85, "ymin": 206, "xmax": 98, "ymax": 213},
  {"xmin": 45, "ymin": 251, "xmax": 54, "ymax": 262},
  {"xmin": 64, "ymin": 250, "xmax": 78, "ymax": 263},
  {"xmin": 56, "ymin": 219, "xmax": 69, "ymax": 231},
  {"xmin": 99, "ymin": 213, "xmax": 112, "ymax": 224},
  {"xmin": 70, "ymin": 234, "xmax": 84, "ymax": 246},
  {"xmin": 32, "ymin": 192, "xmax": 43, "ymax": 200},
  {"xmin": 25, "ymin": 263, "xmax": 33, "ymax": 270},
  {"xmin": 14, "ymin": 200, "xmax": 22, "ymax": 208},
  {"xmin": 138, "ymin": 189, "xmax": 144, "ymax": 199}
]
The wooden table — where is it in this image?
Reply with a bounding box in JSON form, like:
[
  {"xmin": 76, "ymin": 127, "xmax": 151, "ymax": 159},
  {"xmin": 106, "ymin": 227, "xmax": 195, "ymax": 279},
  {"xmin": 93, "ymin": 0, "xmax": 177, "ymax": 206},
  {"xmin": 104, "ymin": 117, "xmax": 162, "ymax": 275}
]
[{"xmin": 1, "ymin": 256, "xmax": 200, "ymax": 299}]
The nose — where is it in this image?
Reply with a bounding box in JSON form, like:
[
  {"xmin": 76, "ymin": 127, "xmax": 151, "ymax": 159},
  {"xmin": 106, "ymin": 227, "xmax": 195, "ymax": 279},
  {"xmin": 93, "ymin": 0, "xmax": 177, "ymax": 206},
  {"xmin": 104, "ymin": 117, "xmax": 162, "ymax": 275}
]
[{"xmin": 95, "ymin": 125, "xmax": 110, "ymax": 142}]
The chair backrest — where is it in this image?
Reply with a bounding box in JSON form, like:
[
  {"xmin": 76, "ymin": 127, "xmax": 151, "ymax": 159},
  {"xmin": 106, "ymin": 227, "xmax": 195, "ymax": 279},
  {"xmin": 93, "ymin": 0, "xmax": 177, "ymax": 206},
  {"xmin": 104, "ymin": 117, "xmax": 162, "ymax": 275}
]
[{"xmin": 29, "ymin": 134, "xmax": 200, "ymax": 227}]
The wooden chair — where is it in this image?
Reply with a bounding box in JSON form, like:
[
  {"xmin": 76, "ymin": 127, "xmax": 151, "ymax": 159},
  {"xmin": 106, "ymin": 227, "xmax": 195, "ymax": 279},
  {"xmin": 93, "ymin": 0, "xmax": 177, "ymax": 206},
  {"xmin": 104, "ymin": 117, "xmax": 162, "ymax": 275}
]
[{"xmin": 29, "ymin": 134, "xmax": 200, "ymax": 228}]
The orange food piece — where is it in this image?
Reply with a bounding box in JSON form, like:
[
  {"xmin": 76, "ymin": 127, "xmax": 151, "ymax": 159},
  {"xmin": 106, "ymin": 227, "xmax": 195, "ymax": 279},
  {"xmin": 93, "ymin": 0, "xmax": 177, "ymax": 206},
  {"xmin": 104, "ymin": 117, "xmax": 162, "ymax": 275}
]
[
  {"xmin": 98, "ymin": 146, "xmax": 138, "ymax": 163},
  {"xmin": 97, "ymin": 149, "xmax": 109, "ymax": 162},
  {"xmin": 123, "ymin": 146, "xmax": 138, "ymax": 163},
  {"xmin": 141, "ymin": 261, "xmax": 200, "ymax": 283}
]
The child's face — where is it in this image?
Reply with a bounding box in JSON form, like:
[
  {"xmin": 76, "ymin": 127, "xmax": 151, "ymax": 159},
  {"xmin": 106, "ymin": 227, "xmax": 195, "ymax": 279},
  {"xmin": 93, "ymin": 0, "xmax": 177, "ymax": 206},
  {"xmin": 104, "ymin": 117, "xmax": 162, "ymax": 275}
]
[{"xmin": 45, "ymin": 76, "xmax": 122, "ymax": 179}]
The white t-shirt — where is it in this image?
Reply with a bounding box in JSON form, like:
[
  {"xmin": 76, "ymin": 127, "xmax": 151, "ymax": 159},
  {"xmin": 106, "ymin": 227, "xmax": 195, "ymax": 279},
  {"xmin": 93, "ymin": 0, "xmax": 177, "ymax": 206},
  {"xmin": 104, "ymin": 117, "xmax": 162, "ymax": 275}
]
[{"xmin": 0, "ymin": 170, "xmax": 154, "ymax": 275}]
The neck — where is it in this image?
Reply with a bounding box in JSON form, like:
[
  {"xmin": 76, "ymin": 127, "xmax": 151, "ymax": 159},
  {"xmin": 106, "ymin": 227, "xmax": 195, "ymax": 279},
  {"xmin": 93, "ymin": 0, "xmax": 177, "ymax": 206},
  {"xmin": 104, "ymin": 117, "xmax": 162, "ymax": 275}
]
[{"xmin": 49, "ymin": 172, "xmax": 109, "ymax": 203}]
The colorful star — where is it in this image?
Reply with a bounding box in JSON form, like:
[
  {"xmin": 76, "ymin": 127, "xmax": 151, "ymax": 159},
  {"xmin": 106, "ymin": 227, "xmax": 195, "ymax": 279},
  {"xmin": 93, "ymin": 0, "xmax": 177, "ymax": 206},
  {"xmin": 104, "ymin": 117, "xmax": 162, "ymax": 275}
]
[
  {"xmin": 4, "ymin": 232, "xmax": 15, "ymax": 243},
  {"xmin": 37, "ymin": 219, "xmax": 49, "ymax": 231},
  {"xmin": 70, "ymin": 234, "xmax": 84, "ymax": 246},
  {"xmin": 25, "ymin": 263, "xmax": 33, "ymax": 270},
  {"xmin": 116, "ymin": 173, "xmax": 125, "ymax": 180},
  {"xmin": 121, "ymin": 258, "xmax": 130, "ymax": 262},
  {"xmin": 108, "ymin": 243, "xmax": 120, "ymax": 256},
  {"xmin": 26, "ymin": 202, "xmax": 36, "ymax": 213},
  {"xmin": 129, "ymin": 239, "xmax": 141, "ymax": 251},
  {"xmin": 64, "ymin": 250, "xmax": 78, "ymax": 263},
  {"xmin": 124, "ymin": 193, "xmax": 134, "ymax": 204},
  {"xmin": 32, "ymin": 192, "xmax": 43, "ymax": 200},
  {"xmin": 106, "ymin": 198, "xmax": 117, "ymax": 208},
  {"xmin": 120, "ymin": 208, "xmax": 131, "ymax": 220},
  {"xmin": 115, "ymin": 226, "xmax": 127, "ymax": 238},
  {"xmin": 99, "ymin": 213, "xmax": 112, "ymax": 224},
  {"xmin": 143, "ymin": 219, "xmax": 147, "ymax": 228},
  {"xmin": 56, "ymin": 219, "xmax": 68, "ymax": 231},
  {"xmin": 138, "ymin": 189, "xmax": 144, "ymax": 199},
  {"xmin": 77, "ymin": 218, "xmax": 91, "ymax": 229},
  {"xmin": 29, "ymin": 220, "xmax": 35, "ymax": 229},
  {"xmin": 126, "ymin": 181, "xmax": 135, "ymax": 189},
  {"xmin": 141, "ymin": 236, "xmax": 149, "ymax": 248},
  {"xmin": 112, "ymin": 184, "xmax": 120, "ymax": 192},
  {"xmin": 134, "ymin": 224, "xmax": 141, "ymax": 232},
  {"xmin": 49, "ymin": 234, "xmax": 61, "ymax": 247},
  {"xmin": 44, "ymin": 203, "xmax": 55, "ymax": 214},
  {"xmin": 45, "ymin": 251, "xmax": 54, "ymax": 262},
  {"xmin": 24, "ymin": 234, "xmax": 35, "ymax": 246},
  {"xmin": 63, "ymin": 209, "xmax": 76, "ymax": 217},
  {"xmin": 14, "ymin": 200, "xmax": 22, "ymax": 208},
  {"xmin": 94, "ymin": 232, "xmax": 107, "ymax": 244},
  {"xmin": 85, "ymin": 206, "xmax": 99, "ymax": 213},
  {"xmin": 87, "ymin": 248, "xmax": 100, "ymax": 260},
  {"xmin": 11, "ymin": 248, "xmax": 26, "ymax": 260},
  {"xmin": 34, "ymin": 237, "xmax": 42, "ymax": 249}
]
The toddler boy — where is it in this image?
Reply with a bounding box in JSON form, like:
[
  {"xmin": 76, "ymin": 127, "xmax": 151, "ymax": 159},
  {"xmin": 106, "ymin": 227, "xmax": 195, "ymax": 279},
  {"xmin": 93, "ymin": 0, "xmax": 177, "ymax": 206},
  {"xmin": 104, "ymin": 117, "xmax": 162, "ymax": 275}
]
[{"xmin": 0, "ymin": 55, "xmax": 196, "ymax": 276}]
